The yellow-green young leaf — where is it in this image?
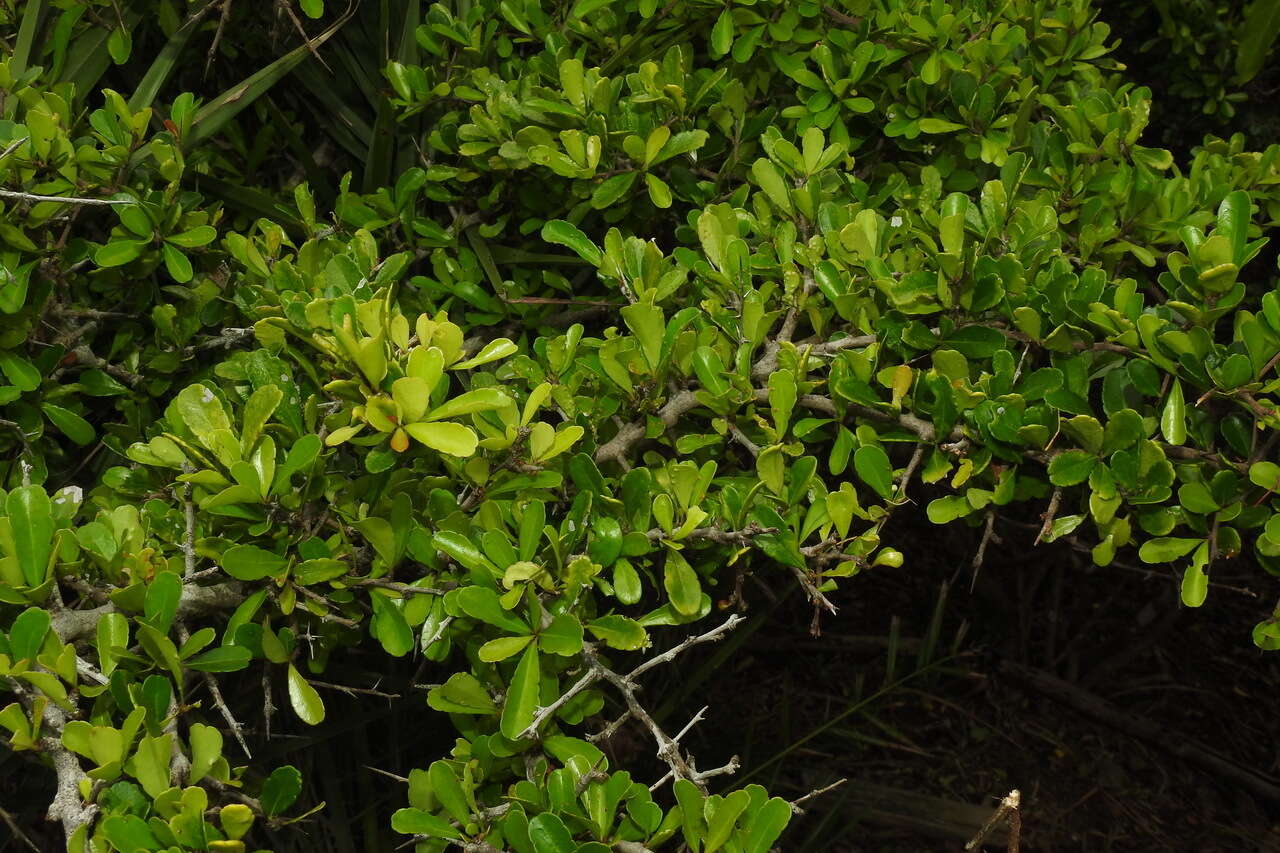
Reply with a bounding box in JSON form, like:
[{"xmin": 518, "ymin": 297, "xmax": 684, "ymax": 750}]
[
  {"xmin": 750, "ymin": 158, "xmax": 793, "ymax": 214},
  {"xmin": 221, "ymin": 545, "xmax": 287, "ymax": 581},
  {"xmin": 370, "ymin": 593, "xmax": 414, "ymax": 657},
  {"xmin": 541, "ymin": 219, "xmax": 602, "ymax": 265},
  {"xmin": 1160, "ymin": 380, "xmax": 1186, "ymax": 445},
  {"xmin": 478, "ymin": 634, "xmax": 535, "ymax": 662},
  {"xmin": 240, "ymin": 385, "xmax": 282, "ymax": 455},
  {"xmin": 95, "ymin": 239, "xmax": 146, "ymax": 267},
  {"xmin": 8, "ymin": 486, "xmax": 54, "ymax": 587},
  {"xmin": 404, "ymin": 421, "xmax": 478, "ymax": 456},
  {"xmin": 620, "ymin": 302, "xmax": 664, "ymax": 370},
  {"xmin": 531, "ymin": 425, "xmax": 584, "ymax": 462},
  {"xmin": 426, "ymin": 672, "xmax": 498, "ymax": 715},
  {"xmin": 219, "ymin": 804, "xmax": 255, "ymax": 841},
  {"xmin": 425, "ymin": 387, "xmax": 510, "ymax": 421},
  {"xmin": 853, "ymin": 445, "xmax": 894, "ymax": 499},
  {"xmin": 1181, "ymin": 563, "xmax": 1209, "ymax": 607},
  {"xmin": 391, "ymin": 377, "xmax": 431, "ymax": 423},
  {"xmin": 645, "ymin": 173, "xmax": 673, "ymax": 209},
  {"xmin": 499, "ymin": 643, "xmax": 541, "ymax": 740},
  {"xmin": 161, "ymin": 243, "xmax": 193, "ymax": 282},
  {"xmin": 1215, "ymin": 189, "xmax": 1251, "ymax": 266},
  {"xmin": 663, "ymin": 548, "xmax": 701, "ymax": 616},
  {"xmin": 742, "ymin": 796, "xmax": 793, "ymax": 853},
  {"xmin": 286, "ymin": 664, "xmax": 325, "ymax": 725},
  {"xmin": 756, "ymin": 445, "xmax": 785, "ymax": 496},
  {"xmin": 131, "ymin": 734, "xmax": 172, "ymax": 797},
  {"xmin": 710, "ymin": 7, "xmax": 734, "ymax": 57},
  {"xmin": 454, "ymin": 338, "xmax": 518, "ymax": 370},
  {"xmin": 97, "ymin": 612, "xmax": 129, "ymax": 677},
  {"xmin": 428, "ymin": 760, "xmax": 472, "ymax": 825},
  {"xmin": 391, "ymin": 808, "xmax": 464, "ymax": 839},
  {"xmin": 587, "ymin": 615, "xmax": 649, "ymax": 650},
  {"xmin": 189, "ymin": 723, "xmax": 223, "ymax": 783},
  {"xmin": 704, "ymin": 789, "xmax": 751, "ymax": 853},
  {"xmin": 768, "ymin": 369, "xmax": 797, "ymax": 436},
  {"xmin": 8, "ymin": 607, "xmax": 50, "ymax": 661}
]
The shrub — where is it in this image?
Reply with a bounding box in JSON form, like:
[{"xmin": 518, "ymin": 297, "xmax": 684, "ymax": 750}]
[{"xmin": 1, "ymin": 0, "xmax": 1279, "ymax": 851}]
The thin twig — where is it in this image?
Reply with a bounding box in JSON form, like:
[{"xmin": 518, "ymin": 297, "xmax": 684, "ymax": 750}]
[
  {"xmin": 790, "ymin": 777, "xmax": 848, "ymax": 814},
  {"xmin": 0, "ymin": 188, "xmax": 133, "ymax": 206},
  {"xmin": 966, "ymin": 789, "xmax": 1021, "ymax": 853}
]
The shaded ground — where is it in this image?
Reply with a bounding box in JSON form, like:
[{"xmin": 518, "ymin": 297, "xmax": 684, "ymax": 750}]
[{"xmin": 650, "ymin": 509, "xmax": 1280, "ymax": 852}]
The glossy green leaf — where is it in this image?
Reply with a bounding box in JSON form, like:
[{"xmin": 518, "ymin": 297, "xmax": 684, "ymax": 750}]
[
  {"xmin": 286, "ymin": 663, "xmax": 326, "ymax": 725},
  {"xmin": 499, "ymin": 643, "xmax": 541, "ymax": 740}
]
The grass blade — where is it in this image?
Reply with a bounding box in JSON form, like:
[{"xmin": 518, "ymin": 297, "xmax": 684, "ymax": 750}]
[
  {"xmin": 127, "ymin": 1, "xmax": 220, "ymax": 112},
  {"xmin": 188, "ymin": 5, "xmax": 356, "ymax": 148}
]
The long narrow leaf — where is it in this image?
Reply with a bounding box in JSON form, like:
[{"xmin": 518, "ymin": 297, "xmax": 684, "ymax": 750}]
[
  {"xmin": 188, "ymin": 7, "xmax": 355, "ymax": 148},
  {"xmin": 60, "ymin": 13, "xmax": 138, "ymax": 102},
  {"xmin": 128, "ymin": 2, "xmax": 219, "ymax": 112}
]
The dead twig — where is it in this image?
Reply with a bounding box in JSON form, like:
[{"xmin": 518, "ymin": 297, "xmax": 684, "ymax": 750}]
[{"xmin": 966, "ymin": 789, "xmax": 1021, "ymax": 853}]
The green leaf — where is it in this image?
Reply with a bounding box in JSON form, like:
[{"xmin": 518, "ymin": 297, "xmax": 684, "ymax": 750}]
[
  {"xmin": 222, "ymin": 545, "xmax": 287, "ymax": 581},
  {"xmin": 370, "ymin": 593, "xmax": 414, "ymax": 657},
  {"xmin": 94, "ymin": 239, "xmax": 146, "ymax": 267},
  {"xmin": 1181, "ymin": 563, "xmax": 1209, "ymax": 608},
  {"xmin": 918, "ymin": 117, "xmax": 966, "ymax": 133},
  {"xmin": 1160, "ymin": 380, "xmax": 1186, "ymax": 446},
  {"xmin": 1048, "ymin": 450, "xmax": 1096, "ymax": 487},
  {"xmin": 425, "ymin": 388, "xmax": 511, "ymax": 421},
  {"xmin": 457, "ymin": 586, "xmax": 529, "ymax": 633},
  {"xmin": 8, "ymin": 486, "xmax": 54, "ymax": 587},
  {"xmin": 541, "ymin": 220, "xmax": 602, "ymax": 266},
  {"xmin": 620, "ymin": 302, "xmax": 664, "ymax": 371},
  {"xmin": 710, "ymin": 8, "xmax": 734, "ymax": 57},
  {"xmin": 101, "ymin": 816, "xmax": 160, "ymax": 853},
  {"xmin": 479, "ymin": 634, "xmax": 535, "ymax": 662},
  {"xmin": 1237, "ymin": 1, "xmax": 1280, "ymax": 83},
  {"xmin": 173, "ymin": 383, "xmax": 232, "ymax": 449},
  {"xmin": 529, "ymin": 813, "xmax": 574, "ymax": 853},
  {"xmin": 453, "ymin": 339, "xmax": 518, "ymax": 370},
  {"xmin": 404, "ymin": 421, "xmax": 479, "ymax": 456},
  {"xmin": 587, "ymin": 615, "xmax": 648, "ymax": 650},
  {"xmin": 705, "ymin": 789, "xmax": 751, "ymax": 853},
  {"xmin": 645, "ymin": 173, "xmax": 673, "ymax": 209},
  {"xmin": 1138, "ymin": 537, "xmax": 1203, "ymax": 563},
  {"xmin": 97, "ymin": 612, "xmax": 129, "ymax": 677},
  {"xmin": 161, "ymin": 242, "xmax": 194, "ymax": 282},
  {"xmin": 538, "ymin": 613, "xmax": 583, "ymax": 656},
  {"xmin": 8, "ymin": 607, "xmax": 50, "ymax": 661},
  {"xmin": 189, "ymin": 723, "xmax": 223, "ymax": 783},
  {"xmin": 427, "ymin": 672, "xmax": 498, "ymax": 715},
  {"xmin": 261, "ymin": 765, "xmax": 303, "ymax": 816},
  {"xmin": 391, "ymin": 808, "xmax": 464, "ymax": 839},
  {"xmin": 1249, "ymin": 461, "xmax": 1280, "ymax": 491},
  {"xmin": 144, "ymin": 571, "xmax": 182, "ymax": 633},
  {"xmin": 0, "ymin": 352, "xmax": 41, "ymax": 391},
  {"xmin": 499, "ymin": 643, "xmax": 540, "ymax": 740},
  {"xmin": 428, "ymin": 759, "xmax": 471, "ymax": 825},
  {"xmin": 286, "ymin": 664, "xmax": 325, "ymax": 725},
  {"xmin": 742, "ymin": 796, "xmax": 792, "ymax": 853},
  {"xmin": 663, "ymin": 549, "xmax": 702, "ymax": 617},
  {"xmin": 591, "ymin": 172, "xmax": 638, "ymax": 209},
  {"xmin": 853, "ymin": 445, "xmax": 894, "ymax": 499},
  {"xmin": 42, "ymin": 403, "xmax": 95, "ymax": 446},
  {"xmin": 185, "ymin": 645, "xmax": 251, "ymax": 672},
  {"xmin": 750, "ymin": 158, "xmax": 793, "ymax": 214}
]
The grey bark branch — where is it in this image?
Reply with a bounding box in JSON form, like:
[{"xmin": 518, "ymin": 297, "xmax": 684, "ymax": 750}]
[{"xmin": 51, "ymin": 582, "xmax": 244, "ymax": 643}]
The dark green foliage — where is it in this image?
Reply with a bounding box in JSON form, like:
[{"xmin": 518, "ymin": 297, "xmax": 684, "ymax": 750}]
[{"xmin": 2, "ymin": 0, "xmax": 1280, "ymax": 851}]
